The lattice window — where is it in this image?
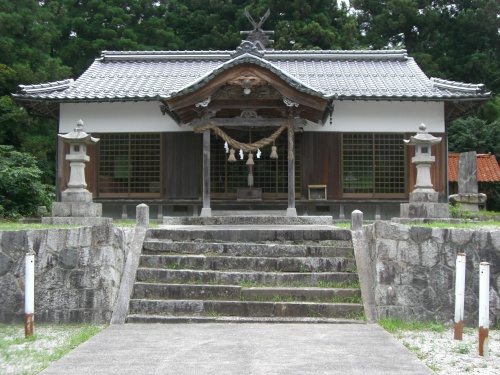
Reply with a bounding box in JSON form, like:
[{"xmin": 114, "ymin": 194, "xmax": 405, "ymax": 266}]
[
  {"xmin": 98, "ymin": 133, "xmax": 161, "ymax": 197},
  {"xmin": 210, "ymin": 129, "xmax": 301, "ymax": 197},
  {"xmin": 342, "ymin": 133, "xmax": 405, "ymax": 197}
]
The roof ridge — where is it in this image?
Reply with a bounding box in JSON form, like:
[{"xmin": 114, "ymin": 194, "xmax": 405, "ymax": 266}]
[
  {"xmin": 18, "ymin": 79, "xmax": 74, "ymax": 94},
  {"xmin": 431, "ymin": 77, "xmax": 486, "ymax": 93},
  {"xmin": 100, "ymin": 49, "xmax": 409, "ymax": 62}
]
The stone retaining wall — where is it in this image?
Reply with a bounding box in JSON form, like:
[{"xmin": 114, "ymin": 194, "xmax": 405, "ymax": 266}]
[
  {"xmin": 0, "ymin": 225, "xmax": 132, "ymax": 323},
  {"xmin": 359, "ymin": 221, "xmax": 500, "ymax": 325}
]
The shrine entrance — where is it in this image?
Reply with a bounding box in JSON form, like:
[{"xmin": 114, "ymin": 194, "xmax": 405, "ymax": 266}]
[
  {"xmin": 210, "ymin": 128, "xmax": 301, "ymax": 199},
  {"xmin": 161, "ymin": 13, "xmax": 329, "ymax": 217}
]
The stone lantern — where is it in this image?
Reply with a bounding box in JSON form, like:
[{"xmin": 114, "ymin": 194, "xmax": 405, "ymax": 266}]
[
  {"xmin": 43, "ymin": 120, "xmax": 111, "ymax": 225},
  {"xmin": 400, "ymin": 124, "xmax": 449, "ymax": 218},
  {"xmin": 59, "ymin": 119, "xmax": 99, "ymax": 202},
  {"xmin": 405, "ymin": 124, "xmax": 441, "ymax": 195}
]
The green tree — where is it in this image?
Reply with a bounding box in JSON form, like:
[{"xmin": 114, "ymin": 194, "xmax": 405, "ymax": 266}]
[
  {"xmin": 244, "ymin": 0, "xmax": 359, "ymax": 50},
  {"xmin": 447, "ymin": 117, "xmax": 500, "ymax": 157},
  {"xmin": 0, "ymin": 96, "xmax": 57, "ymax": 185},
  {"xmin": 0, "ymin": 0, "xmax": 72, "ymax": 84},
  {"xmin": 351, "ymin": 0, "xmax": 500, "ymax": 93},
  {"xmin": 0, "ymin": 145, "xmax": 55, "ymax": 218}
]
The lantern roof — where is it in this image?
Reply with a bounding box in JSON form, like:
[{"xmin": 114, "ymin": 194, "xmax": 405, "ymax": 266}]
[
  {"xmin": 58, "ymin": 120, "xmax": 99, "ymax": 144},
  {"xmin": 404, "ymin": 124, "xmax": 442, "ymax": 146}
]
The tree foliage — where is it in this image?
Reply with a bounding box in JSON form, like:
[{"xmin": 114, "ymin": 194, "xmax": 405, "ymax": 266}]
[
  {"xmin": 0, "ymin": 0, "xmax": 499, "ymax": 213},
  {"xmin": 447, "ymin": 116, "xmax": 500, "ymax": 157},
  {"xmin": 351, "ymin": 0, "xmax": 500, "ymax": 94},
  {"xmin": 0, "ymin": 146, "xmax": 55, "ymax": 218}
]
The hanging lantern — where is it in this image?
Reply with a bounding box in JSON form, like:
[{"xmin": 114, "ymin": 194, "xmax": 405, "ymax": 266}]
[
  {"xmin": 228, "ymin": 148, "xmax": 237, "ymax": 162},
  {"xmin": 270, "ymin": 145, "xmax": 278, "ymax": 159},
  {"xmin": 246, "ymin": 152, "xmax": 255, "ymax": 165}
]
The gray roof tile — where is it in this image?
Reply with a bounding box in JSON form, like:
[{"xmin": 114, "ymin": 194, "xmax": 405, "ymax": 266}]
[{"xmin": 14, "ymin": 49, "xmax": 490, "ymax": 102}]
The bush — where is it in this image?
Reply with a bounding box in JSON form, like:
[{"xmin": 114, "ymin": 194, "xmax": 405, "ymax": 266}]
[{"xmin": 0, "ymin": 145, "xmax": 54, "ymax": 219}]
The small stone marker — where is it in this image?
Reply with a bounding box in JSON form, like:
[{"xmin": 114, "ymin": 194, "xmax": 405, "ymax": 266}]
[
  {"xmin": 351, "ymin": 210, "xmax": 363, "ymax": 231},
  {"xmin": 449, "ymin": 151, "xmax": 486, "ymax": 211},
  {"xmin": 136, "ymin": 204, "xmax": 150, "ymax": 228}
]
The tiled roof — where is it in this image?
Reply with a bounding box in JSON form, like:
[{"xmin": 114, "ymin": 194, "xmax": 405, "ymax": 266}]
[
  {"xmin": 13, "ymin": 49, "xmax": 490, "ymax": 103},
  {"xmin": 448, "ymin": 153, "xmax": 500, "ymax": 182}
]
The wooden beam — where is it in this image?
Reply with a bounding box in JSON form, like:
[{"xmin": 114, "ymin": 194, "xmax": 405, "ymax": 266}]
[{"xmin": 198, "ymin": 118, "xmax": 289, "ymax": 127}]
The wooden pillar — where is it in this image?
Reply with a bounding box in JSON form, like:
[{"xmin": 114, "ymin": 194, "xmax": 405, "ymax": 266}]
[
  {"xmin": 200, "ymin": 129, "xmax": 212, "ymax": 217},
  {"xmin": 287, "ymin": 126, "xmax": 297, "ymax": 217}
]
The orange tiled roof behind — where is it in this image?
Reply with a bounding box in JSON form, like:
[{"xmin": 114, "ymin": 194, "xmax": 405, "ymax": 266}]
[{"xmin": 448, "ymin": 153, "xmax": 500, "ymax": 182}]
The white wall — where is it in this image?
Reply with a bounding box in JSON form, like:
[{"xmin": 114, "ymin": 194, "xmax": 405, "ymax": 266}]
[
  {"xmin": 306, "ymin": 101, "xmax": 445, "ymax": 133},
  {"xmin": 60, "ymin": 101, "xmax": 191, "ymax": 133},
  {"xmin": 60, "ymin": 100, "xmax": 445, "ymax": 134}
]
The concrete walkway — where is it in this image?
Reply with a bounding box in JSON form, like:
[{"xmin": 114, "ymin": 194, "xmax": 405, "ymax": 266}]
[{"xmin": 40, "ymin": 324, "xmax": 434, "ymax": 375}]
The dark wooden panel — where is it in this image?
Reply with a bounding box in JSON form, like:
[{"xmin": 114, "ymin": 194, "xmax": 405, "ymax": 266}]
[
  {"xmin": 163, "ymin": 132, "xmax": 202, "ymax": 199},
  {"xmin": 301, "ymin": 133, "xmax": 341, "ymax": 199},
  {"xmin": 433, "ymin": 133, "xmax": 448, "ymax": 197}
]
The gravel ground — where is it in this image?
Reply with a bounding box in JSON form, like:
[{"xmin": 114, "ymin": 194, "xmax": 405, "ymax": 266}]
[
  {"xmin": 390, "ymin": 327, "xmax": 500, "ymax": 374},
  {"xmin": 0, "ymin": 324, "xmax": 105, "ymax": 375}
]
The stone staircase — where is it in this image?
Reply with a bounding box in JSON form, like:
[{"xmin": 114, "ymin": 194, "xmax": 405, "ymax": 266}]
[{"xmin": 126, "ymin": 217, "xmax": 364, "ymax": 323}]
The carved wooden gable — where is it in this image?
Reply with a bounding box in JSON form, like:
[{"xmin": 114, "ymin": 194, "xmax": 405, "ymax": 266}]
[{"xmin": 165, "ymin": 64, "xmax": 329, "ymax": 125}]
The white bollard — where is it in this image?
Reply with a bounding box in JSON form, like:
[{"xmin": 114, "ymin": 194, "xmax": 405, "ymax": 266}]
[
  {"xmin": 478, "ymin": 262, "xmax": 490, "ymax": 356},
  {"xmin": 454, "ymin": 253, "xmax": 466, "ymax": 340},
  {"xmin": 25, "ymin": 251, "xmax": 35, "ymax": 337}
]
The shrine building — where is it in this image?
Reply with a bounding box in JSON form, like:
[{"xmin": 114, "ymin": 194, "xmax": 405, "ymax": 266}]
[{"xmin": 12, "ymin": 14, "xmax": 490, "ymax": 219}]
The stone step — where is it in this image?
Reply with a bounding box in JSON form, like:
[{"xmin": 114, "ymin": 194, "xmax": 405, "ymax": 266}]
[
  {"xmin": 133, "ymin": 283, "xmax": 241, "ymax": 300},
  {"xmin": 143, "ymin": 241, "xmax": 354, "ymax": 258},
  {"xmin": 240, "ymin": 286, "xmax": 361, "ymax": 302},
  {"xmin": 132, "ymin": 283, "xmax": 361, "ymax": 302},
  {"xmin": 163, "ymin": 216, "xmax": 333, "ymax": 225},
  {"xmin": 139, "ymin": 254, "xmax": 357, "ymax": 273},
  {"xmin": 148, "ymin": 226, "xmax": 352, "ymax": 243},
  {"xmin": 126, "ymin": 315, "xmax": 366, "ymax": 324},
  {"xmin": 136, "ymin": 268, "xmax": 359, "ymax": 286},
  {"xmin": 129, "ymin": 299, "xmax": 364, "ymax": 319}
]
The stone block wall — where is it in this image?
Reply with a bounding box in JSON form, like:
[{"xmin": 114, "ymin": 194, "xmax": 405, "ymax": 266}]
[
  {"xmin": 361, "ymin": 221, "xmax": 500, "ymax": 325},
  {"xmin": 0, "ymin": 225, "xmax": 132, "ymax": 324}
]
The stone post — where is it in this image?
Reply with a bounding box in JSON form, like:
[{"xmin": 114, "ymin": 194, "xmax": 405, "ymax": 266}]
[
  {"xmin": 351, "ymin": 210, "xmax": 363, "ymax": 231},
  {"xmin": 136, "ymin": 204, "xmax": 149, "ymax": 228}
]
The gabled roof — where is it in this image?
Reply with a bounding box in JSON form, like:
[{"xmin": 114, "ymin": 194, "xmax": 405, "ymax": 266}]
[
  {"xmin": 449, "ymin": 153, "xmax": 500, "ymax": 182},
  {"xmin": 12, "ymin": 48, "xmax": 490, "ymax": 121}
]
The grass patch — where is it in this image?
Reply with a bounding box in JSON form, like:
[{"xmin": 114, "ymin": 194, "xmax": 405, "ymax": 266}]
[
  {"xmin": 0, "ymin": 219, "xmax": 159, "ymax": 231},
  {"xmin": 0, "ymin": 323, "xmax": 106, "ymax": 374},
  {"xmin": 114, "ymin": 220, "xmax": 160, "ymax": 228},
  {"xmin": 0, "ymin": 221, "xmax": 77, "ymax": 231},
  {"xmin": 406, "ymin": 221, "xmax": 500, "ymax": 229},
  {"xmin": 334, "ymin": 222, "xmax": 351, "ymax": 229},
  {"xmin": 379, "ymin": 317, "xmax": 445, "ymax": 334}
]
